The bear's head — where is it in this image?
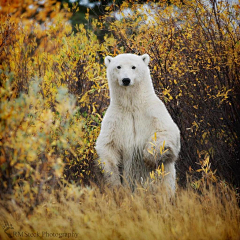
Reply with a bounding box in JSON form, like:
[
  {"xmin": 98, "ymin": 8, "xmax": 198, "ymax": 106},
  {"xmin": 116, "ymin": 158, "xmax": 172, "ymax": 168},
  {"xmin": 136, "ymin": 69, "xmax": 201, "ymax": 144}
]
[{"xmin": 104, "ymin": 53, "xmax": 150, "ymax": 87}]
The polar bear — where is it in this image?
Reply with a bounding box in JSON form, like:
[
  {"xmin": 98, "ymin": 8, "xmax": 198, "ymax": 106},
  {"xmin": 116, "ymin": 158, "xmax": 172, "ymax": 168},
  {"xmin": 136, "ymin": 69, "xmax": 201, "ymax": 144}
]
[{"xmin": 95, "ymin": 53, "xmax": 180, "ymax": 192}]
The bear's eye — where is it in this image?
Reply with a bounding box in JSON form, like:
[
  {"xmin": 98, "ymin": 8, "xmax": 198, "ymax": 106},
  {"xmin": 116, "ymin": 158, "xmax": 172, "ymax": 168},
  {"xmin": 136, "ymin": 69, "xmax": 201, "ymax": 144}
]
[
  {"xmin": 132, "ymin": 66, "xmax": 136, "ymax": 69},
  {"xmin": 117, "ymin": 66, "xmax": 121, "ymax": 69}
]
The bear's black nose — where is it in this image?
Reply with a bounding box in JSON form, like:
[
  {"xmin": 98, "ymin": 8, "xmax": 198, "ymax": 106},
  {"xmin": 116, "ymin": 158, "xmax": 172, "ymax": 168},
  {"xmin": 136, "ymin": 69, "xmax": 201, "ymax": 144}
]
[{"xmin": 122, "ymin": 78, "xmax": 131, "ymax": 86}]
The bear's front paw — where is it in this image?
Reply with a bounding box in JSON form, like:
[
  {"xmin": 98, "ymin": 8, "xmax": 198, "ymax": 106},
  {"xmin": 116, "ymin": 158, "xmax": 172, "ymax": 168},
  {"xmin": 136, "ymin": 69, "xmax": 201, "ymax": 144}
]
[
  {"xmin": 143, "ymin": 144, "xmax": 176, "ymax": 168},
  {"xmin": 143, "ymin": 148, "xmax": 157, "ymax": 169}
]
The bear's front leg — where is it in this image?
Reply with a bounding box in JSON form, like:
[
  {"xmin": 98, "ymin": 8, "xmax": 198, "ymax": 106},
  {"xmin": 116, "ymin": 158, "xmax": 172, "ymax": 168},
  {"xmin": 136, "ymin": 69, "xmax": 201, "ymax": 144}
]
[{"xmin": 96, "ymin": 144, "xmax": 121, "ymax": 187}]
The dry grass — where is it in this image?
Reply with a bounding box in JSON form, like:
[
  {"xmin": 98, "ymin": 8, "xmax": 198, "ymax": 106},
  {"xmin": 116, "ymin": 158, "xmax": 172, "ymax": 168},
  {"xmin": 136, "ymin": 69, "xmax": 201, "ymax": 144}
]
[{"xmin": 0, "ymin": 184, "xmax": 239, "ymax": 240}]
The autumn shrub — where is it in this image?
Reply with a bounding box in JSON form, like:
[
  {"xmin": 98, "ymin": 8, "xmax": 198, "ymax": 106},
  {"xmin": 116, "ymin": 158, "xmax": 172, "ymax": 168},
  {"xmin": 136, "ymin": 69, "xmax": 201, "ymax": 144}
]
[
  {"xmin": 1, "ymin": 75, "xmax": 82, "ymax": 205},
  {"xmin": 0, "ymin": 0, "xmax": 108, "ymax": 204},
  {"xmin": 99, "ymin": 0, "xmax": 240, "ymax": 187},
  {"xmin": 2, "ymin": 1, "xmax": 87, "ymax": 203}
]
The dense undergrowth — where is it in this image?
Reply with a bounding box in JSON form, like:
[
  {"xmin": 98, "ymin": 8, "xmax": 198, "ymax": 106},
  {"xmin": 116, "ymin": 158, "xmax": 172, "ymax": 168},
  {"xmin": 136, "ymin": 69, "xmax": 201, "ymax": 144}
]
[
  {"xmin": 0, "ymin": 184, "xmax": 240, "ymax": 240},
  {"xmin": 0, "ymin": 0, "xmax": 240, "ymax": 239}
]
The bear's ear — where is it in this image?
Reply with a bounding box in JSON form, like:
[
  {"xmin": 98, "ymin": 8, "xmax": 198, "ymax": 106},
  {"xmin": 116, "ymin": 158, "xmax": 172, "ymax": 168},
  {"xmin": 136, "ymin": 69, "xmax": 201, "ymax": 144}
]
[
  {"xmin": 105, "ymin": 56, "xmax": 113, "ymax": 67},
  {"xmin": 141, "ymin": 54, "xmax": 150, "ymax": 65}
]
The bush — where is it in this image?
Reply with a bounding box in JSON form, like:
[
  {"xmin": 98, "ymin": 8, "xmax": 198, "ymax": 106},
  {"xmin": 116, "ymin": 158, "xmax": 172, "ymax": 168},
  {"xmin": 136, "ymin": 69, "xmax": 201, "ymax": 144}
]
[{"xmin": 0, "ymin": 0, "xmax": 107, "ymax": 204}]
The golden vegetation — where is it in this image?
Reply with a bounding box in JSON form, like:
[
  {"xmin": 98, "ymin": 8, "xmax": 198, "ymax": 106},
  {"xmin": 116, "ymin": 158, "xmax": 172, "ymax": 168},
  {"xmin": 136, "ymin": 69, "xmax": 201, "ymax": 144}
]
[
  {"xmin": 0, "ymin": 184, "xmax": 239, "ymax": 240},
  {"xmin": 0, "ymin": 0, "xmax": 240, "ymax": 239}
]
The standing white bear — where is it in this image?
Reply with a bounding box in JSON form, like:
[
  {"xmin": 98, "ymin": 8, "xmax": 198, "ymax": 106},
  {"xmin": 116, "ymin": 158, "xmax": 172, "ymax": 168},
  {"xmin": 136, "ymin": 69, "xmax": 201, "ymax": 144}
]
[{"xmin": 95, "ymin": 53, "xmax": 180, "ymax": 193}]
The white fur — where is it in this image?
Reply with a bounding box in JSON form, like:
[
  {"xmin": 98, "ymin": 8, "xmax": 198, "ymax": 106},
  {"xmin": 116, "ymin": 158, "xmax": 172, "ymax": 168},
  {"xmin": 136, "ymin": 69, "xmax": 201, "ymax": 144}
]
[{"xmin": 95, "ymin": 53, "xmax": 180, "ymax": 192}]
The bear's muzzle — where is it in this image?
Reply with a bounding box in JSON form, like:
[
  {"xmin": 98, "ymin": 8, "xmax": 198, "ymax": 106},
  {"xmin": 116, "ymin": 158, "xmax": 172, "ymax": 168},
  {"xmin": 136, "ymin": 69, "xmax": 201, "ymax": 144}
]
[{"xmin": 122, "ymin": 78, "xmax": 131, "ymax": 86}]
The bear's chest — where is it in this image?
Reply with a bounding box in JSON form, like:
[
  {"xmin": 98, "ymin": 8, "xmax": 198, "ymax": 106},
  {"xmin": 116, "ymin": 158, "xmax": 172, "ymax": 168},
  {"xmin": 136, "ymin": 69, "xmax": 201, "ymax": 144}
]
[{"xmin": 115, "ymin": 109, "xmax": 152, "ymax": 149}]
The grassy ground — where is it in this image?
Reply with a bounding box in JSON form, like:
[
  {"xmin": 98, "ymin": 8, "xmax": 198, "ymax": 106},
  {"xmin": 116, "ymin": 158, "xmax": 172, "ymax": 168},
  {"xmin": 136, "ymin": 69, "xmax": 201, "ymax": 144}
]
[{"xmin": 0, "ymin": 184, "xmax": 239, "ymax": 240}]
